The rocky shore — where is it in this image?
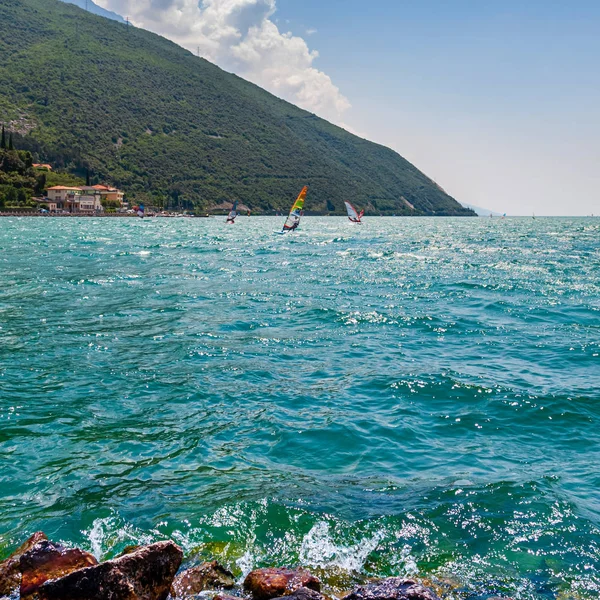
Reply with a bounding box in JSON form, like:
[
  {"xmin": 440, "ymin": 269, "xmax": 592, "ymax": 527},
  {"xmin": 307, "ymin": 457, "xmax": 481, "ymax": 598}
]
[{"xmin": 0, "ymin": 532, "xmax": 512, "ymax": 600}]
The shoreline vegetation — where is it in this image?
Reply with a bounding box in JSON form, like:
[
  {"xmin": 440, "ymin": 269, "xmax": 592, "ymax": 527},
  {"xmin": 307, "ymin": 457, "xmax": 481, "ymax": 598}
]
[
  {"xmin": 0, "ymin": 532, "xmax": 513, "ymax": 600},
  {"xmin": 0, "ymin": 140, "xmax": 474, "ymax": 218},
  {"xmin": 0, "ymin": 142, "xmax": 473, "ymax": 218}
]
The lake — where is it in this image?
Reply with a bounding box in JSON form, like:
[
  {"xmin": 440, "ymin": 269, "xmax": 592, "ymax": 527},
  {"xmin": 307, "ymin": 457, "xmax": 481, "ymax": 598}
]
[{"xmin": 1, "ymin": 216, "xmax": 598, "ymax": 599}]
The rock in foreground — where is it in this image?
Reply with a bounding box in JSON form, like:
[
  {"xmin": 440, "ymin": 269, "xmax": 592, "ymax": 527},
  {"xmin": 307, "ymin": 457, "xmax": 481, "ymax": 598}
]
[
  {"xmin": 20, "ymin": 540, "xmax": 98, "ymax": 598},
  {"xmin": 273, "ymin": 587, "xmax": 326, "ymax": 600},
  {"xmin": 171, "ymin": 561, "xmax": 235, "ymax": 598},
  {"xmin": 244, "ymin": 568, "xmax": 321, "ymax": 600},
  {"xmin": 0, "ymin": 532, "xmax": 47, "ymax": 597},
  {"xmin": 342, "ymin": 578, "xmax": 440, "ymax": 600},
  {"xmin": 38, "ymin": 541, "xmax": 183, "ymax": 600}
]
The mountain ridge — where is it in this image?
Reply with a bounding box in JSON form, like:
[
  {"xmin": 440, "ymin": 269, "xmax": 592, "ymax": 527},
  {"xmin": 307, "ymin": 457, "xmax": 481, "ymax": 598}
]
[
  {"xmin": 0, "ymin": 0, "xmax": 474, "ymax": 215},
  {"xmin": 59, "ymin": 0, "xmax": 125, "ymax": 23}
]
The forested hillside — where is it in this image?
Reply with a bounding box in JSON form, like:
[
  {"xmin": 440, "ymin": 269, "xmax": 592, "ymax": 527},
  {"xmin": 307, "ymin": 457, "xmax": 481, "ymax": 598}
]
[{"xmin": 0, "ymin": 0, "xmax": 474, "ymax": 215}]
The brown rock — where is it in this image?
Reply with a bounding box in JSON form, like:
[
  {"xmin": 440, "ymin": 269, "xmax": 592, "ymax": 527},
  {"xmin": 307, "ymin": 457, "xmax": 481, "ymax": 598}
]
[
  {"xmin": 172, "ymin": 561, "xmax": 235, "ymax": 598},
  {"xmin": 213, "ymin": 595, "xmax": 240, "ymax": 600},
  {"xmin": 244, "ymin": 568, "xmax": 321, "ymax": 600},
  {"xmin": 116, "ymin": 546, "xmax": 141, "ymax": 558},
  {"xmin": 20, "ymin": 540, "xmax": 98, "ymax": 599},
  {"xmin": 38, "ymin": 540, "xmax": 183, "ymax": 600},
  {"xmin": 0, "ymin": 532, "xmax": 47, "ymax": 597},
  {"xmin": 341, "ymin": 578, "xmax": 441, "ymax": 600}
]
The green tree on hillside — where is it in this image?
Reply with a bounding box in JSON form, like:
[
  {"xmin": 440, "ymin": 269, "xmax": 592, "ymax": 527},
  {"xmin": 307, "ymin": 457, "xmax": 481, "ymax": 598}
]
[
  {"xmin": 0, "ymin": 148, "xmax": 37, "ymax": 206},
  {"xmin": 0, "ymin": 126, "xmax": 5, "ymax": 150},
  {"xmin": 5, "ymin": 187, "xmax": 17, "ymax": 205},
  {"xmin": 8, "ymin": 133, "xmax": 14, "ymax": 151},
  {"xmin": 34, "ymin": 173, "xmax": 47, "ymax": 195}
]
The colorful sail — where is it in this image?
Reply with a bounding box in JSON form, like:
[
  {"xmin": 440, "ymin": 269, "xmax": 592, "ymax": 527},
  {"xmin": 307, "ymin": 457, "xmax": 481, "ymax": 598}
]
[
  {"xmin": 282, "ymin": 186, "xmax": 308, "ymax": 232},
  {"xmin": 344, "ymin": 201, "xmax": 364, "ymax": 223},
  {"xmin": 226, "ymin": 201, "xmax": 238, "ymax": 223},
  {"xmin": 137, "ymin": 203, "xmax": 145, "ymax": 218}
]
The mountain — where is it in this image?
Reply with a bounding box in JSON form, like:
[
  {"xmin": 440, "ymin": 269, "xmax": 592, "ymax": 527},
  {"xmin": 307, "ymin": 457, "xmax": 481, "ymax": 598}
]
[
  {"xmin": 59, "ymin": 0, "xmax": 125, "ymax": 23},
  {"xmin": 0, "ymin": 0, "xmax": 475, "ymax": 215},
  {"xmin": 462, "ymin": 203, "xmax": 503, "ymax": 217}
]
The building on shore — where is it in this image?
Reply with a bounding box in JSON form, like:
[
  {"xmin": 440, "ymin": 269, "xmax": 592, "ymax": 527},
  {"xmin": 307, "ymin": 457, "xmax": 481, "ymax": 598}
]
[
  {"xmin": 32, "ymin": 197, "xmax": 58, "ymax": 212},
  {"xmin": 46, "ymin": 185, "xmax": 124, "ymax": 213}
]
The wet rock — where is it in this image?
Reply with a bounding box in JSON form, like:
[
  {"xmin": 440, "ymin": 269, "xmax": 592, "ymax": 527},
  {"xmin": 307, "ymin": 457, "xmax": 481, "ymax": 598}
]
[
  {"xmin": 38, "ymin": 540, "xmax": 183, "ymax": 600},
  {"xmin": 116, "ymin": 546, "xmax": 141, "ymax": 558},
  {"xmin": 244, "ymin": 568, "xmax": 321, "ymax": 600},
  {"xmin": 213, "ymin": 594, "xmax": 241, "ymax": 600},
  {"xmin": 0, "ymin": 532, "xmax": 47, "ymax": 597},
  {"xmin": 20, "ymin": 540, "xmax": 98, "ymax": 599},
  {"xmin": 342, "ymin": 578, "xmax": 440, "ymax": 600},
  {"xmin": 171, "ymin": 561, "xmax": 235, "ymax": 597},
  {"xmin": 308, "ymin": 567, "xmax": 368, "ymax": 597},
  {"xmin": 273, "ymin": 587, "xmax": 326, "ymax": 600}
]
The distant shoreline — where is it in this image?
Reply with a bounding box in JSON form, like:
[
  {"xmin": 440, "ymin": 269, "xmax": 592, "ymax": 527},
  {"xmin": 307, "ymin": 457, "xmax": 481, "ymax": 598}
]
[{"xmin": 0, "ymin": 213, "xmax": 594, "ymax": 218}]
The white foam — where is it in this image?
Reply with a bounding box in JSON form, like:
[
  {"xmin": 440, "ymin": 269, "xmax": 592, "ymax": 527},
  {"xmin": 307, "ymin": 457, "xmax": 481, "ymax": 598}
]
[
  {"xmin": 299, "ymin": 521, "xmax": 382, "ymax": 573},
  {"xmin": 82, "ymin": 514, "xmax": 156, "ymax": 560}
]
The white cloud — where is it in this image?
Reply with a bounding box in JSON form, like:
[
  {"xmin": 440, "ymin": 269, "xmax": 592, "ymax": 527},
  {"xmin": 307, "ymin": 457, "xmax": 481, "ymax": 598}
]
[{"xmin": 95, "ymin": 0, "xmax": 350, "ymax": 122}]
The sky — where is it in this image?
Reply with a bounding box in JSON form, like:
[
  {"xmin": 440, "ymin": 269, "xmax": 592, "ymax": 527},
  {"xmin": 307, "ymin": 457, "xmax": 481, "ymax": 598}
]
[{"xmin": 93, "ymin": 0, "xmax": 600, "ymax": 216}]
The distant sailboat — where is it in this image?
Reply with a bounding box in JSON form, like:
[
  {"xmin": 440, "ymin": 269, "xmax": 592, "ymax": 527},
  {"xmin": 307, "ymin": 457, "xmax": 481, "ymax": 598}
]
[
  {"xmin": 344, "ymin": 201, "xmax": 364, "ymax": 223},
  {"xmin": 280, "ymin": 186, "xmax": 308, "ymax": 233},
  {"xmin": 226, "ymin": 201, "xmax": 238, "ymax": 224},
  {"xmin": 137, "ymin": 203, "xmax": 145, "ymax": 218}
]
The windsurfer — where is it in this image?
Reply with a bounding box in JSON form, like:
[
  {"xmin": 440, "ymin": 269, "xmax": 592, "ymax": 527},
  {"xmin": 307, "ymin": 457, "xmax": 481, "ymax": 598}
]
[
  {"xmin": 280, "ymin": 187, "xmax": 308, "ymax": 233},
  {"xmin": 226, "ymin": 201, "xmax": 238, "ymax": 223}
]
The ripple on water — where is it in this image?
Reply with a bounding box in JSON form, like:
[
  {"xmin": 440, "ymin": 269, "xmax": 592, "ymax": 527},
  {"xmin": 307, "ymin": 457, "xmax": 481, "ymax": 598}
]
[{"xmin": 0, "ymin": 217, "xmax": 599, "ymax": 599}]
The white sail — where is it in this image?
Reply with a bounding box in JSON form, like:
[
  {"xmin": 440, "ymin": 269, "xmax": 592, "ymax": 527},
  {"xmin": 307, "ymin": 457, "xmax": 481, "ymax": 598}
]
[
  {"xmin": 226, "ymin": 201, "xmax": 238, "ymax": 223},
  {"xmin": 344, "ymin": 201, "xmax": 364, "ymax": 222},
  {"xmin": 344, "ymin": 201, "xmax": 359, "ymax": 220}
]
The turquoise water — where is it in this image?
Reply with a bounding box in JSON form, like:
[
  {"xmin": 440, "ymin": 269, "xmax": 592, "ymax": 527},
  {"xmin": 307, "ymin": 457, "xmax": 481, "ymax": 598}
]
[{"xmin": 1, "ymin": 217, "xmax": 599, "ymax": 599}]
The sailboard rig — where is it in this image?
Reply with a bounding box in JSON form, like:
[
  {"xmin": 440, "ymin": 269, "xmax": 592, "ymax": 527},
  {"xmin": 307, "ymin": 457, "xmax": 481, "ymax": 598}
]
[
  {"xmin": 137, "ymin": 203, "xmax": 145, "ymax": 218},
  {"xmin": 226, "ymin": 201, "xmax": 238, "ymax": 224},
  {"xmin": 281, "ymin": 186, "xmax": 308, "ymax": 233},
  {"xmin": 344, "ymin": 201, "xmax": 364, "ymax": 223}
]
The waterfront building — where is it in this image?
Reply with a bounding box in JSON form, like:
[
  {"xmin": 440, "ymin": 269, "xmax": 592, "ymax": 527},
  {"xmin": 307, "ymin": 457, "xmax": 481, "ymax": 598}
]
[{"xmin": 46, "ymin": 185, "xmax": 124, "ymax": 213}]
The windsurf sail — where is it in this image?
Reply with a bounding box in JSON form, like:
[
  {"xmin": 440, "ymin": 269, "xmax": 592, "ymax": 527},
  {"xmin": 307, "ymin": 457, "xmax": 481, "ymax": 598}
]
[
  {"xmin": 344, "ymin": 201, "xmax": 364, "ymax": 223},
  {"xmin": 282, "ymin": 186, "xmax": 308, "ymax": 233},
  {"xmin": 226, "ymin": 201, "xmax": 238, "ymax": 223},
  {"xmin": 137, "ymin": 203, "xmax": 145, "ymax": 218}
]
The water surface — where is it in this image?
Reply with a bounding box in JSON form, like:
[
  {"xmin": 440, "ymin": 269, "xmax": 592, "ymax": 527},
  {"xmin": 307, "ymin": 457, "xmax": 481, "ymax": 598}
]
[{"xmin": 1, "ymin": 217, "xmax": 599, "ymax": 599}]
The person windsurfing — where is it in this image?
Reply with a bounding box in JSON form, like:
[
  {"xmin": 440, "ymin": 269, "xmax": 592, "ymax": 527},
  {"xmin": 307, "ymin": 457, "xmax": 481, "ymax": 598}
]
[
  {"xmin": 281, "ymin": 186, "xmax": 308, "ymax": 233},
  {"xmin": 344, "ymin": 201, "xmax": 364, "ymax": 223},
  {"xmin": 226, "ymin": 201, "xmax": 238, "ymax": 224}
]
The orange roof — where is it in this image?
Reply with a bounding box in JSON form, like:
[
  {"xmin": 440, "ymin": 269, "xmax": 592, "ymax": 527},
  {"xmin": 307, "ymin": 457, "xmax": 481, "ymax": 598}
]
[
  {"xmin": 92, "ymin": 185, "xmax": 110, "ymax": 190},
  {"xmin": 47, "ymin": 186, "xmax": 81, "ymax": 190},
  {"xmin": 33, "ymin": 163, "xmax": 53, "ymax": 169}
]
